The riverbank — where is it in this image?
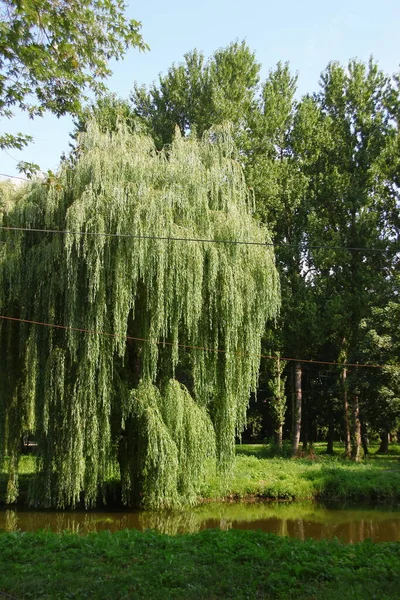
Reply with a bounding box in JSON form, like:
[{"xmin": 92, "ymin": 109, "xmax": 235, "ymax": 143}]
[
  {"xmin": 0, "ymin": 528, "xmax": 399, "ymax": 599},
  {"xmin": 201, "ymin": 444, "xmax": 400, "ymax": 503},
  {"xmin": 1, "ymin": 443, "xmax": 400, "ymax": 507}
]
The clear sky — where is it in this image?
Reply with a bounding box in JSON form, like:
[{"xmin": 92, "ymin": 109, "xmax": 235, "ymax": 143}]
[{"xmin": 1, "ymin": 0, "xmax": 399, "ymax": 179}]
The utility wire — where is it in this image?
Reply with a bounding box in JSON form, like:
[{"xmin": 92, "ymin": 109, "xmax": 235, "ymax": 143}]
[
  {"xmin": 0, "ymin": 315, "xmax": 388, "ymax": 369},
  {"xmin": 0, "ymin": 225, "xmax": 399, "ymax": 254},
  {"xmin": 0, "ymin": 173, "xmax": 29, "ymax": 182}
]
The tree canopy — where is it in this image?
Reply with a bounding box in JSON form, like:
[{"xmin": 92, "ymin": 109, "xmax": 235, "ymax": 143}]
[
  {"xmin": 130, "ymin": 43, "xmax": 400, "ymax": 456},
  {"xmin": 131, "ymin": 40, "xmax": 260, "ymax": 149},
  {"xmin": 0, "ymin": 0, "xmax": 146, "ymax": 172},
  {"xmin": 0, "ymin": 123, "xmax": 280, "ymax": 508}
]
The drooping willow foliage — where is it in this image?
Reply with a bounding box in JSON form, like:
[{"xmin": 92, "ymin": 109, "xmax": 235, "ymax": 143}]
[{"xmin": 0, "ymin": 123, "xmax": 280, "ymax": 508}]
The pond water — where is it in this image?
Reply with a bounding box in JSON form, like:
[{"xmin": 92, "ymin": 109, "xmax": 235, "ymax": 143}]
[{"xmin": 1, "ymin": 502, "xmax": 400, "ymax": 543}]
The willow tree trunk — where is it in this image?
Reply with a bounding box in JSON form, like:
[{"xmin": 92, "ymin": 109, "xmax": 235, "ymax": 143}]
[
  {"xmin": 292, "ymin": 362, "xmax": 302, "ymax": 457},
  {"xmin": 351, "ymin": 394, "xmax": 361, "ymax": 462},
  {"xmin": 342, "ymin": 367, "xmax": 351, "ymax": 458}
]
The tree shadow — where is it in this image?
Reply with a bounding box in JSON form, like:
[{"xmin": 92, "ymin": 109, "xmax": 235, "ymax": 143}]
[{"xmin": 301, "ymin": 461, "xmax": 400, "ymax": 503}]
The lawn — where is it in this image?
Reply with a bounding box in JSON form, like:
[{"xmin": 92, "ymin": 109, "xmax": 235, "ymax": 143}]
[
  {"xmin": 1, "ymin": 444, "xmax": 400, "ymax": 599},
  {"xmin": 0, "ymin": 528, "xmax": 399, "ymax": 599}
]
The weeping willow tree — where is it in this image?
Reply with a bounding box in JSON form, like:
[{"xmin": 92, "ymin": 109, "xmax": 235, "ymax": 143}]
[
  {"xmin": 0, "ymin": 181, "xmax": 17, "ymax": 218},
  {"xmin": 0, "ymin": 123, "xmax": 280, "ymax": 508}
]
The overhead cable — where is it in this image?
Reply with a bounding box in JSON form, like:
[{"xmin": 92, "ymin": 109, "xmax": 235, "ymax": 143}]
[
  {"xmin": 0, "ymin": 173, "xmax": 29, "ymax": 182},
  {"xmin": 0, "ymin": 315, "xmax": 387, "ymax": 369},
  {"xmin": 0, "ymin": 226, "xmax": 398, "ymax": 254}
]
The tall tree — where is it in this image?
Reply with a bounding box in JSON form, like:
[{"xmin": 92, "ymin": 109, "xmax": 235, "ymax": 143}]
[
  {"xmin": 131, "ymin": 40, "xmax": 260, "ymax": 149},
  {"xmin": 0, "ymin": 123, "xmax": 280, "ymax": 508},
  {"xmin": 299, "ymin": 59, "xmax": 400, "ymax": 458},
  {"xmin": 352, "ymin": 296, "xmax": 400, "ymax": 452},
  {"xmin": 266, "ymin": 353, "xmax": 287, "ymax": 448},
  {"xmin": 247, "ymin": 63, "xmax": 321, "ymax": 454}
]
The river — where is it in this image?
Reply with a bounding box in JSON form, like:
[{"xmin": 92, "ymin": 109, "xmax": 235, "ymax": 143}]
[{"xmin": 1, "ymin": 501, "xmax": 400, "ymax": 542}]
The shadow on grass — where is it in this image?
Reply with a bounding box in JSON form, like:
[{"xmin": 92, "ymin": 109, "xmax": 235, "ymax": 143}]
[
  {"xmin": 236, "ymin": 442, "xmax": 400, "ymax": 460},
  {"xmin": 236, "ymin": 444, "xmax": 271, "ymax": 459},
  {"xmin": 301, "ymin": 461, "xmax": 400, "ymax": 503}
]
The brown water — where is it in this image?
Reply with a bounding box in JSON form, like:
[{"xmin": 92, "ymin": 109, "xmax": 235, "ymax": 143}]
[{"xmin": 1, "ymin": 502, "xmax": 400, "ymax": 543}]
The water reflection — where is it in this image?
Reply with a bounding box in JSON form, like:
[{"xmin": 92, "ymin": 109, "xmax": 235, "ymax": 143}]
[{"xmin": 1, "ymin": 502, "xmax": 400, "ymax": 543}]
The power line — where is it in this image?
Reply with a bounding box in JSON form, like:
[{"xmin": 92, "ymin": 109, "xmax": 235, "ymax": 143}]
[
  {"xmin": 0, "ymin": 315, "xmax": 387, "ymax": 369},
  {"xmin": 2, "ymin": 226, "xmax": 270, "ymax": 247},
  {"xmin": 0, "ymin": 173, "xmax": 29, "ymax": 182},
  {"xmin": 0, "ymin": 225, "xmax": 399, "ymax": 254}
]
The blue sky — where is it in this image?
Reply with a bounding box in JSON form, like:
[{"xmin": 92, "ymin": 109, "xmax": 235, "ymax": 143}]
[{"xmin": 1, "ymin": 0, "xmax": 399, "ymax": 179}]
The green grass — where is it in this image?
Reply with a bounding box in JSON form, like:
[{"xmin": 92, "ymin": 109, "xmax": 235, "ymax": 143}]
[
  {"xmin": 200, "ymin": 443, "xmax": 400, "ymax": 503},
  {"xmin": 236, "ymin": 441, "xmax": 400, "ymax": 459},
  {"xmin": 0, "ymin": 528, "xmax": 399, "ymax": 599},
  {"xmin": 1, "ymin": 447, "xmax": 399, "ymax": 599},
  {"xmin": 2, "ymin": 445, "xmax": 400, "ymax": 506}
]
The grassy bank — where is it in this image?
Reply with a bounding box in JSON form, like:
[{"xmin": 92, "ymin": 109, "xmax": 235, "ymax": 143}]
[
  {"xmin": 2, "ymin": 444, "xmax": 400, "ymax": 507},
  {"xmin": 200, "ymin": 442, "xmax": 400, "ymax": 503},
  {"xmin": 0, "ymin": 528, "xmax": 399, "ymax": 599}
]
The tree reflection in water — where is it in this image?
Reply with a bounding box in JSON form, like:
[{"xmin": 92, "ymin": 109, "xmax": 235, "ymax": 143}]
[{"xmin": 2, "ymin": 502, "xmax": 400, "ymax": 543}]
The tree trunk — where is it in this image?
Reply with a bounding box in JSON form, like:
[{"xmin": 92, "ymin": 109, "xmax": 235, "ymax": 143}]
[
  {"xmin": 291, "ymin": 363, "xmax": 295, "ymax": 440},
  {"xmin": 351, "ymin": 394, "xmax": 361, "ymax": 462},
  {"xmin": 274, "ymin": 354, "xmax": 283, "ymax": 449},
  {"xmin": 117, "ymin": 330, "xmax": 143, "ymax": 506},
  {"xmin": 302, "ymin": 428, "xmax": 308, "ymax": 451},
  {"xmin": 342, "ymin": 367, "xmax": 351, "ymax": 458},
  {"xmin": 274, "ymin": 425, "xmax": 283, "ymax": 448},
  {"xmin": 378, "ymin": 429, "xmax": 390, "ymax": 454},
  {"xmin": 292, "ymin": 362, "xmax": 302, "ymax": 457},
  {"xmin": 362, "ymin": 434, "xmax": 369, "ymax": 457},
  {"xmin": 360, "ymin": 414, "xmax": 369, "ymax": 456},
  {"xmin": 301, "ymin": 386, "xmax": 308, "ymax": 451},
  {"xmin": 326, "ymin": 407, "xmax": 334, "ymax": 455}
]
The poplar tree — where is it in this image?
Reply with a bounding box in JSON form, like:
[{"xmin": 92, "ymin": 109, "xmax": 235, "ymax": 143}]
[
  {"xmin": 302, "ymin": 59, "xmax": 400, "ymax": 459},
  {"xmin": 131, "ymin": 40, "xmax": 260, "ymax": 149}
]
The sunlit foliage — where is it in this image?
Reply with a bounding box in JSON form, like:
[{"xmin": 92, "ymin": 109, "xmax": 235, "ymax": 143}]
[{"xmin": 0, "ymin": 123, "xmax": 279, "ymax": 508}]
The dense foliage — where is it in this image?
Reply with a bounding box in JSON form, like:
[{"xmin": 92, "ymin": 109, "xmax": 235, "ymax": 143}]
[
  {"xmin": 0, "ymin": 0, "xmax": 146, "ymax": 172},
  {"xmin": 0, "ymin": 123, "xmax": 280, "ymax": 508},
  {"xmin": 130, "ymin": 43, "xmax": 400, "ymax": 457},
  {"xmin": 1, "ymin": 36, "xmax": 399, "ymax": 509}
]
